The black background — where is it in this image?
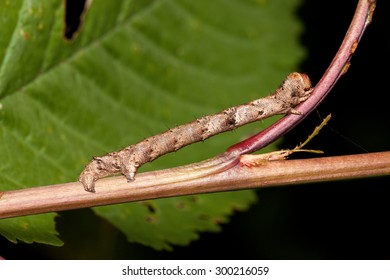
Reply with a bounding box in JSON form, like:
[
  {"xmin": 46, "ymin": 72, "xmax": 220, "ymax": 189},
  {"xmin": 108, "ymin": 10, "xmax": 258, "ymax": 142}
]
[{"xmin": 1, "ymin": 0, "xmax": 389, "ymax": 259}]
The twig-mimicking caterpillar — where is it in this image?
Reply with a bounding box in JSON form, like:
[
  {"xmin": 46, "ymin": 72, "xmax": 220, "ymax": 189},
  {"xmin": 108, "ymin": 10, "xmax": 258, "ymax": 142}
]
[{"xmin": 79, "ymin": 72, "xmax": 312, "ymax": 192}]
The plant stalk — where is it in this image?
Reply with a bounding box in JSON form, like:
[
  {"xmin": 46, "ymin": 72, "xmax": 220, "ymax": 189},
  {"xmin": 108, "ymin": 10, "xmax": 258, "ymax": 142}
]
[
  {"xmin": 0, "ymin": 151, "xmax": 389, "ymax": 219},
  {"xmin": 227, "ymin": 0, "xmax": 376, "ymax": 155}
]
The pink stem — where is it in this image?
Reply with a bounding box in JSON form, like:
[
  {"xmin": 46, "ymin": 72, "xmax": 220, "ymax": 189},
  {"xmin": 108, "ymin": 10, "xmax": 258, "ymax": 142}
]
[{"xmin": 227, "ymin": 0, "xmax": 376, "ymax": 155}]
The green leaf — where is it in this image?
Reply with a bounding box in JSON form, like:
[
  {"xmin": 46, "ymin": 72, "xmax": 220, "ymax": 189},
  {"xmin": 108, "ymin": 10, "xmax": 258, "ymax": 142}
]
[
  {"xmin": 0, "ymin": 0, "xmax": 305, "ymax": 248},
  {"xmin": 94, "ymin": 191, "xmax": 256, "ymax": 250},
  {"xmin": 0, "ymin": 213, "xmax": 63, "ymax": 246}
]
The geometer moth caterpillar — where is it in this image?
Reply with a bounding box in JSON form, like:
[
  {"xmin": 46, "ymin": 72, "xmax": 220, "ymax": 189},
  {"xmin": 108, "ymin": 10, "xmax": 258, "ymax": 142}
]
[{"xmin": 79, "ymin": 72, "xmax": 312, "ymax": 192}]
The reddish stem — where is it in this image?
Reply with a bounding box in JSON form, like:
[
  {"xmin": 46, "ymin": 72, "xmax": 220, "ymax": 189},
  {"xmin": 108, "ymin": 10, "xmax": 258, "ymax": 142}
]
[{"xmin": 227, "ymin": 0, "xmax": 376, "ymax": 156}]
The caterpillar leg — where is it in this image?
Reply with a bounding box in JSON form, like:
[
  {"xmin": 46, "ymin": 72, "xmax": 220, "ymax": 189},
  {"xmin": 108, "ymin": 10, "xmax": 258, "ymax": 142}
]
[
  {"xmin": 79, "ymin": 159, "xmax": 101, "ymax": 193},
  {"xmin": 79, "ymin": 154, "xmax": 122, "ymax": 192}
]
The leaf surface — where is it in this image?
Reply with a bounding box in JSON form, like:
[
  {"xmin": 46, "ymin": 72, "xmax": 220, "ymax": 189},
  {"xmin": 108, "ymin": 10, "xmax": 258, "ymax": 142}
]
[{"xmin": 0, "ymin": 0, "xmax": 304, "ymax": 248}]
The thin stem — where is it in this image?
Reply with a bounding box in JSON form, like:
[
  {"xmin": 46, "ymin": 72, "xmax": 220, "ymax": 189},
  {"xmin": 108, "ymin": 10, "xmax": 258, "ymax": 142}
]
[
  {"xmin": 0, "ymin": 151, "xmax": 389, "ymax": 219},
  {"xmin": 227, "ymin": 0, "xmax": 376, "ymax": 155}
]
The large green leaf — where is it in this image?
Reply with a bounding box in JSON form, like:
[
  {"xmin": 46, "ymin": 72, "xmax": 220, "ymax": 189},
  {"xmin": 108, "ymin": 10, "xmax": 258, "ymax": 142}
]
[
  {"xmin": 0, "ymin": 0, "xmax": 305, "ymax": 249},
  {"xmin": 94, "ymin": 191, "xmax": 256, "ymax": 250}
]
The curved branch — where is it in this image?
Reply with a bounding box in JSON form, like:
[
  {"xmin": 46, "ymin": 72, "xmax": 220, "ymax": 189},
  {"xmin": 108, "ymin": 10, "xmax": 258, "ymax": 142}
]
[{"xmin": 227, "ymin": 0, "xmax": 376, "ymax": 155}]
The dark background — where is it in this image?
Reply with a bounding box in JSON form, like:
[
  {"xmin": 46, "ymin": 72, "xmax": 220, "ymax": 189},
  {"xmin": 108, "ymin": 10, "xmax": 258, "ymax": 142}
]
[{"xmin": 1, "ymin": 0, "xmax": 389, "ymax": 259}]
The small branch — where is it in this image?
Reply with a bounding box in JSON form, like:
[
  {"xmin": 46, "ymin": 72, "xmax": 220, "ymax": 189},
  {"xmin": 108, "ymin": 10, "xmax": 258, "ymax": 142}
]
[
  {"xmin": 240, "ymin": 114, "xmax": 331, "ymax": 165},
  {"xmin": 227, "ymin": 0, "xmax": 376, "ymax": 155},
  {"xmin": 0, "ymin": 151, "xmax": 389, "ymax": 219}
]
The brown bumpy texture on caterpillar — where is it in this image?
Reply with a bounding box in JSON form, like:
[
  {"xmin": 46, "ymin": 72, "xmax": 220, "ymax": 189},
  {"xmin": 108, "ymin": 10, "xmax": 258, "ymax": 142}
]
[{"xmin": 79, "ymin": 72, "xmax": 312, "ymax": 192}]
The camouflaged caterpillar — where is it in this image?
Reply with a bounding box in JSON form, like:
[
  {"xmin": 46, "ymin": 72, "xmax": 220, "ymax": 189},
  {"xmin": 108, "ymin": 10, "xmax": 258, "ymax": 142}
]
[{"xmin": 79, "ymin": 72, "xmax": 312, "ymax": 192}]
